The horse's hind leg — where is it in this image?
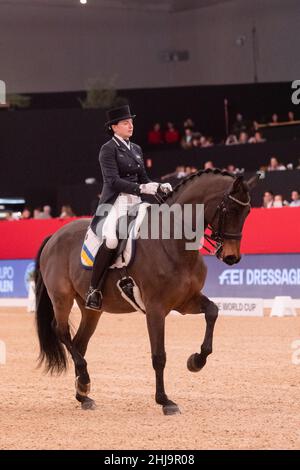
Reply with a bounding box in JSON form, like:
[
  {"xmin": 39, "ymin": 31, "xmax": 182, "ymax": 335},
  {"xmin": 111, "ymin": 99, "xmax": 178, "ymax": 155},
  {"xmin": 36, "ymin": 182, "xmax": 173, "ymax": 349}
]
[
  {"xmin": 51, "ymin": 292, "xmax": 97, "ymax": 410},
  {"xmin": 185, "ymin": 294, "xmax": 219, "ymax": 372},
  {"xmin": 72, "ymin": 296, "xmax": 102, "ymax": 410}
]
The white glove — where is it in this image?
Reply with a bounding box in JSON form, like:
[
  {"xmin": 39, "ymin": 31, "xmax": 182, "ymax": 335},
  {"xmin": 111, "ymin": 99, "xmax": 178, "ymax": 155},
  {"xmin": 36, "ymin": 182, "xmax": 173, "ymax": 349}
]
[
  {"xmin": 139, "ymin": 182, "xmax": 159, "ymax": 195},
  {"xmin": 160, "ymin": 183, "xmax": 173, "ymax": 193}
]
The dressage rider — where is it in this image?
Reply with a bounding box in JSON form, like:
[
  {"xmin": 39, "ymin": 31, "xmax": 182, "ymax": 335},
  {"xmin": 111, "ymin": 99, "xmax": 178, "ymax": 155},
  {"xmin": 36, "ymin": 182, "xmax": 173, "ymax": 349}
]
[{"xmin": 86, "ymin": 105, "xmax": 172, "ymax": 310}]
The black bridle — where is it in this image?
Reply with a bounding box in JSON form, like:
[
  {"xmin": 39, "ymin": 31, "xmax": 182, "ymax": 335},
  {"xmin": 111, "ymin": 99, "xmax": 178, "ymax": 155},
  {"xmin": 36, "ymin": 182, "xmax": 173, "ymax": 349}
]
[
  {"xmin": 155, "ymin": 184, "xmax": 251, "ymax": 257},
  {"xmin": 203, "ymin": 191, "xmax": 251, "ymax": 256}
]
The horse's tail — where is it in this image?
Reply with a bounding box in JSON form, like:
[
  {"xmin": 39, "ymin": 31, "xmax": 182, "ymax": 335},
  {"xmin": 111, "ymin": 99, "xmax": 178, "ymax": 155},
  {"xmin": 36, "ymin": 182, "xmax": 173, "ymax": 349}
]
[{"xmin": 35, "ymin": 236, "xmax": 68, "ymax": 374}]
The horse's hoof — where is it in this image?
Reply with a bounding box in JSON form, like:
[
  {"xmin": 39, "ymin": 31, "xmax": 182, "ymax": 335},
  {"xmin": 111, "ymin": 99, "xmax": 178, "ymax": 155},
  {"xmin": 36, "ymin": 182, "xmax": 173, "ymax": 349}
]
[
  {"xmin": 187, "ymin": 353, "xmax": 204, "ymax": 372},
  {"xmin": 163, "ymin": 404, "xmax": 181, "ymax": 416},
  {"xmin": 81, "ymin": 398, "xmax": 96, "ymax": 410}
]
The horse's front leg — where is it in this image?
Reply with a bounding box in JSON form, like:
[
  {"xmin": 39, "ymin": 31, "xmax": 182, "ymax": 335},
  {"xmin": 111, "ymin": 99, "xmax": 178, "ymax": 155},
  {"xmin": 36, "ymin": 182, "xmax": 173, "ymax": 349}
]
[
  {"xmin": 146, "ymin": 305, "xmax": 180, "ymax": 415},
  {"xmin": 183, "ymin": 294, "xmax": 219, "ymax": 372}
]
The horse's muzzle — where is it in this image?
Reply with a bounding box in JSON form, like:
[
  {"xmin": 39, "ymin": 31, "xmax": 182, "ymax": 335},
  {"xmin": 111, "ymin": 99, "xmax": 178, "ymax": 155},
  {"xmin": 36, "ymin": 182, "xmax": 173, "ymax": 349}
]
[{"xmin": 223, "ymin": 255, "xmax": 241, "ymax": 265}]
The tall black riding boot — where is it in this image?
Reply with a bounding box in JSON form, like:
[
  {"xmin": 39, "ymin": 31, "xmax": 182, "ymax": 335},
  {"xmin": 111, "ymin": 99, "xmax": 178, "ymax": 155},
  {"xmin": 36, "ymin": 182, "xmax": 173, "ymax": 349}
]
[{"xmin": 85, "ymin": 242, "xmax": 117, "ymax": 311}]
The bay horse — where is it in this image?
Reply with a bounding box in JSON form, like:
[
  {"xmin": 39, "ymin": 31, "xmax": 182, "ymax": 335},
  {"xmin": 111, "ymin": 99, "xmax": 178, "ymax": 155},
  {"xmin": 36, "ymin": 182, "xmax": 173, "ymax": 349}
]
[{"xmin": 35, "ymin": 169, "xmax": 257, "ymax": 415}]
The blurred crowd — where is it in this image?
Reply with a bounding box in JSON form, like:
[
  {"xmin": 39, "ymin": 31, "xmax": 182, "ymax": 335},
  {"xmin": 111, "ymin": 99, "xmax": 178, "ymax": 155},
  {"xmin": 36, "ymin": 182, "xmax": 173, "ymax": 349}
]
[
  {"xmin": 4, "ymin": 204, "xmax": 76, "ymax": 222},
  {"xmin": 160, "ymin": 156, "xmax": 300, "ymax": 209},
  {"xmin": 262, "ymin": 190, "xmax": 300, "ymax": 208},
  {"xmin": 2, "ymin": 108, "xmax": 300, "ymax": 220},
  {"xmin": 147, "ymin": 111, "xmax": 298, "ymax": 149}
]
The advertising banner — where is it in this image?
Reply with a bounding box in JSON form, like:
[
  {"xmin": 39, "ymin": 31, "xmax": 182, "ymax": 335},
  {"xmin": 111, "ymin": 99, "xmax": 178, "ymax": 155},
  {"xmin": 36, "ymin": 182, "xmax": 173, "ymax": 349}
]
[
  {"xmin": 204, "ymin": 254, "xmax": 300, "ymax": 299},
  {"xmin": 211, "ymin": 298, "xmax": 263, "ymax": 316},
  {"xmin": 0, "ymin": 259, "xmax": 35, "ymax": 298},
  {"xmin": 0, "ymin": 254, "xmax": 300, "ymax": 299}
]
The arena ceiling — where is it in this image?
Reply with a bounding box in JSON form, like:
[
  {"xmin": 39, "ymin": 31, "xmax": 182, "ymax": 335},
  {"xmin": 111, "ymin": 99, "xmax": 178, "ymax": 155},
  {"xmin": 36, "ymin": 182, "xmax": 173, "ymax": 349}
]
[{"xmin": 0, "ymin": 0, "xmax": 235, "ymax": 12}]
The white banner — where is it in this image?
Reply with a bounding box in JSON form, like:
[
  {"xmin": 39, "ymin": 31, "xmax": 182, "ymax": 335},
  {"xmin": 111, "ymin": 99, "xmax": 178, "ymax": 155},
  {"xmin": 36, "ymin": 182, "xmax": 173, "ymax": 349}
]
[
  {"xmin": 0, "ymin": 80, "xmax": 6, "ymax": 105},
  {"xmin": 211, "ymin": 297, "xmax": 263, "ymax": 317}
]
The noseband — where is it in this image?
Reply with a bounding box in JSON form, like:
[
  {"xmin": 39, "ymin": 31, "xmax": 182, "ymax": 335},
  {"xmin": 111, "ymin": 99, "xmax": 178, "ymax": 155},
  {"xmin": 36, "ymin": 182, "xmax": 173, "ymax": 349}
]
[{"xmin": 203, "ymin": 192, "xmax": 251, "ymax": 256}]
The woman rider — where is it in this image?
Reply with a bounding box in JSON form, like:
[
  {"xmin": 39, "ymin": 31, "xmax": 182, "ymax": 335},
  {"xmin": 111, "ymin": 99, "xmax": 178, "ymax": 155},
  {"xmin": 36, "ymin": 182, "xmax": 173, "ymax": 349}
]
[{"xmin": 86, "ymin": 105, "xmax": 172, "ymax": 310}]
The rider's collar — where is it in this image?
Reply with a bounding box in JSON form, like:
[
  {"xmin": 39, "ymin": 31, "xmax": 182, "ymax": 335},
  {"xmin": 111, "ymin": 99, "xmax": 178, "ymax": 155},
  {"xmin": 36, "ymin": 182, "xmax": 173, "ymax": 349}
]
[{"xmin": 113, "ymin": 134, "xmax": 131, "ymax": 150}]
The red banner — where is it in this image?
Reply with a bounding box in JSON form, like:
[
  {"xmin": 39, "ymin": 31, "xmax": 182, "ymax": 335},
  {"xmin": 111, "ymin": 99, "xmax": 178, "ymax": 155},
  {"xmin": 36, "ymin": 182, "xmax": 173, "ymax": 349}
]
[
  {"xmin": 0, "ymin": 208, "xmax": 299, "ymax": 260},
  {"xmin": 0, "ymin": 218, "xmax": 78, "ymax": 260},
  {"xmin": 240, "ymin": 207, "xmax": 300, "ymax": 254}
]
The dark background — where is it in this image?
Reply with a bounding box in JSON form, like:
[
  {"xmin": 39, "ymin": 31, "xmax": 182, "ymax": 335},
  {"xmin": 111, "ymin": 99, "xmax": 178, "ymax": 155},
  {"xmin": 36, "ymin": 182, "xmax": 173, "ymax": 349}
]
[
  {"xmin": 1, "ymin": 81, "xmax": 299, "ymax": 214},
  {"xmin": 16, "ymin": 81, "xmax": 299, "ymax": 142}
]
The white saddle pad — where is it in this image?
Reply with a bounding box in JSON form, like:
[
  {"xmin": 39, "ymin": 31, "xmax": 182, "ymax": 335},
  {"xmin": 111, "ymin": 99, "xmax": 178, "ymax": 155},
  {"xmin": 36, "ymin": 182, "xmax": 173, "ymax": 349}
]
[{"xmin": 81, "ymin": 202, "xmax": 150, "ymax": 269}]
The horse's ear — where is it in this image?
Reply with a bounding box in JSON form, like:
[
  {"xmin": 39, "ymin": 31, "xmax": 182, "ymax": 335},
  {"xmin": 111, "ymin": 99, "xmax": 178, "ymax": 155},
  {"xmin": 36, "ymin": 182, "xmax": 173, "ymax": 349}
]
[
  {"xmin": 231, "ymin": 175, "xmax": 244, "ymax": 192},
  {"xmin": 245, "ymin": 172, "xmax": 262, "ymax": 191}
]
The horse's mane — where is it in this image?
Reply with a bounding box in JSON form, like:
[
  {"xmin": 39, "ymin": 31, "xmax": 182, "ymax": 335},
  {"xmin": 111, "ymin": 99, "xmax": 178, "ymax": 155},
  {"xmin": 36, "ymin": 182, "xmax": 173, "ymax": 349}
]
[{"xmin": 162, "ymin": 168, "xmax": 235, "ymax": 204}]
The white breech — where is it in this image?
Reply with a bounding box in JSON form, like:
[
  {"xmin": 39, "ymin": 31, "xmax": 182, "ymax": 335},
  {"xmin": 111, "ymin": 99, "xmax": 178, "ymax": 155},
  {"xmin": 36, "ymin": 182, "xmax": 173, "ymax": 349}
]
[{"xmin": 102, "ymin": 193, "xmax": 141, "ymax": 249}]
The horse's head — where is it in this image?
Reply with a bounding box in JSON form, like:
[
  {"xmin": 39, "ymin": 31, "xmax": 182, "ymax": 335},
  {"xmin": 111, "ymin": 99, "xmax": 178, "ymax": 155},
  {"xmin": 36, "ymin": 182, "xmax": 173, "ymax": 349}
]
[{"xmin": 207, "ymin": 174, "xmax": 259, "ymax": 265}]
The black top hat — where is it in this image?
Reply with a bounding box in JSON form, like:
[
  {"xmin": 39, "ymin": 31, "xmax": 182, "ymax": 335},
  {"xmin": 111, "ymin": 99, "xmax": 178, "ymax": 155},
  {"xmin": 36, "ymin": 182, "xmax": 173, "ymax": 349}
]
[{"xmin": 105, "ymin": 105, "xmax": 136, "ymax": 127}]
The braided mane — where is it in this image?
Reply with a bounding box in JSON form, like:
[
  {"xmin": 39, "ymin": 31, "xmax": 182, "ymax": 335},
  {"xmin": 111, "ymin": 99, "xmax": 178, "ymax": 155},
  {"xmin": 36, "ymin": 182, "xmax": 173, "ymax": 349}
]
[{"xmin": 162, "ymin": 168, "xmax": 235, "ymax": 204}]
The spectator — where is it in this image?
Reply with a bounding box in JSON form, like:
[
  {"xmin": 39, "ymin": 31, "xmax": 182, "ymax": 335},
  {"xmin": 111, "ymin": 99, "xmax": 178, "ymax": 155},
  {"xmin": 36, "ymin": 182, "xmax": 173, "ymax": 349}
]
[
  {"xmin": 258, "ymin": 165, "xmax": 268, "ymax": 173},
  {"xmin": 185, "ymin": 166, "xmax": 193, "ymax": 176},
  {"xmin": 290, "ymin": 190, "xmax": 300, "ymax": 207},
  {"xmin": 204, "ymin": 161, "xmax": 214, "ymax": 170},
  {"xmin": 164, "ymin": 122, "xmax": 180, "ymax": 145},
  {"xmin": 270, "ymin": 113, "xmax": 279, "ymax": 124},
  {"xmin": 288, "ymin": 111, "xmax": 295, "ymax": 122},
  {"xmin": 227, "ymin": 164, "xmax": 236, "ymax": 174},
  {"xmin": 191, "ymin": 132, "xmax": 201, "ymax": 148},
  {"xmin": 5, "ymin": 210, "xmax": 14, "ymax": 221},
  {"xmin": 296, "ymin": 158, "xmax": 300, "ymax": 170},
  {"xmin": 147, "ymin": 123, "xmax": 163, "ymax": 146},
  {"xmin": 273, "ymin": 194, "xmax": 284, "ymax": 208},
  {"xmin": 226, "ymin": 164, "xmax": 243, "ymax": 175},
  {"xmin": 180, "ymin": 128, "xmax": 193, "ymax": 150},
  {"xmin": 267, "ymin": 157, "xmax": 286, "ymax": 171},
  {"xmin": 238, "ymin": 131, "xmax": 249, "ymax": 144},
  {"xmin": 192, "ymin": 137, "xmax": 199, "ymax": 148},
  {"xmin": 59, "ymin": 205, "xmax": 75, "ymax": 218},
  {"xmin": 21, "ymin": 208, "xmax": 32, "ymax": 219},
  {"xmin": 225, "ymin": 134, "xmax": 238, "ymax": 145},
  {"xmin": 182, "ymin": 165, "xmax": 198, "ymax": 175},
  {"xmin": 38, "ymin": 205, "xmax": 52, "ymax": 219},
  {"xmin": 176, "ymin": 165, "xmax": 186, "ymax": 178},
  {"xmin": 262, "ymin": 191, "xmax": 274, "ymax": 208},
  {"xmin": 255, "ymin": 130, "xmax": 266, "ymax": 143},
  {"xmin": 27, "ymin": 269, "xmax": 36, "ymax": 313},
  {"xmin": 199, "ymin": 136, "xmax": 213, "ymax": 147},
  {"xmin": 33, "ymin": 207, "xmax": 42, "ymax": 219},
  {"xmin": 183, "ymin": 117, "xmax": 195, "ymax": 130},
  {"xmin": 248, "ymin": 131, "xmax": 266, "ymax": 144},
  {"xmin": 232, "ymin": 113, "xmax": 248, "ymax": 136},
  {"xmin": 161, "ymin": 165, "xmax": 186, "ymax": 182}
]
